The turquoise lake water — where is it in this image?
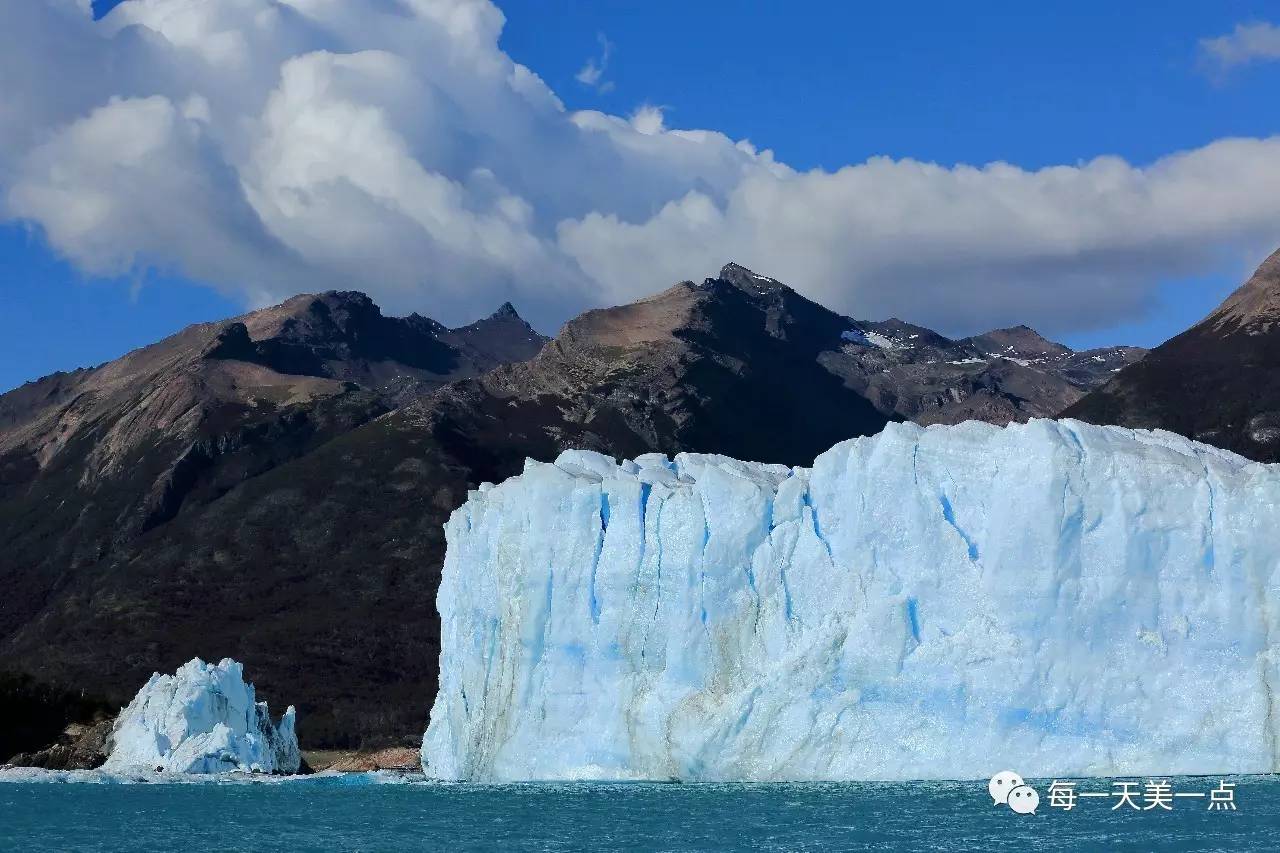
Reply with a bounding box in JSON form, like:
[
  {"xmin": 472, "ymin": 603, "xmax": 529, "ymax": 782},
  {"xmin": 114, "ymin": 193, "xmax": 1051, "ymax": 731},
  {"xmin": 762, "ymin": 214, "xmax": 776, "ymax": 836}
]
[{"xmin": 0, "ymin": 774, "xmax": 1275, "ymax": 851}]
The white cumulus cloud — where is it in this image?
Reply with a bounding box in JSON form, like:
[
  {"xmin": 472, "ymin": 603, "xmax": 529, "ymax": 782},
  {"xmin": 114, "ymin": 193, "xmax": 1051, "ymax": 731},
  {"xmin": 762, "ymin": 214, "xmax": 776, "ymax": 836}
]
[{"xmin": 2, "ymin": 0, "xmax": 1280, "ymax": 338}]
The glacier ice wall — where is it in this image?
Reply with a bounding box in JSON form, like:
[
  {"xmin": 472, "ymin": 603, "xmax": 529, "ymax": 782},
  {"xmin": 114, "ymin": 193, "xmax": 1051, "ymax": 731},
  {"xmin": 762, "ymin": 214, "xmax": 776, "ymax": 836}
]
[
  {"xmin": 103, "ymin": 658, "xmax": 300, "ymax": 774},
  {"xmin": 422, "ymin": 419, "xmax": 1280, "ymax": 782}
]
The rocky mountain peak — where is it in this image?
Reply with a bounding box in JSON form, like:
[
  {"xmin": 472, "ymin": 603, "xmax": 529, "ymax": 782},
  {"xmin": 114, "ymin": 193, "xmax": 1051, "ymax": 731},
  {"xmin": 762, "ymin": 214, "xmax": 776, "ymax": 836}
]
[
  {"xmin": 312, "ymin": 290, "xmax": 383, "ymax": 332},
  {"xmin": 442, "ymin": 300, "xmax": 547, "ymax": 373},
  {"xmin": 488, "ymin": 301, "xmax": 523, "ymax": 321},
  {"xmin": 240, "ymin": 290, "xmax": 381, "ymax": 344},
  {"xmin": 967, "ymin": 325, "xmax": 1071, "ymax": 359},
  {"xmin": 315, "ymin": 290, "xmax": 379, "ymax": 311},
  {"xmin": 1207, "ymin": 247, "xmax": 1280, "ymax": 333},
  {"xmin": 716, "ymin": 262, "xmax": 791, "ymax": 296}
]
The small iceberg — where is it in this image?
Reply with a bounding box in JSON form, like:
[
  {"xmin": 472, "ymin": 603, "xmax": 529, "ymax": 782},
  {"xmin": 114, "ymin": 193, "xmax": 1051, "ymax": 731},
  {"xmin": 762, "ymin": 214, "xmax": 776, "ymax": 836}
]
[{"xmin": 102, "ymin": 657, "xmax": 300, "ymax": 775}]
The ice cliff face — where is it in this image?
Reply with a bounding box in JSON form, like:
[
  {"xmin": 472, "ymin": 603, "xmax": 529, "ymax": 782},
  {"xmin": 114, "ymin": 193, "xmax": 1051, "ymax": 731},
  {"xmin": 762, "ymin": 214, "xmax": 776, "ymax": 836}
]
[
  {"xmin": 103, "ymin": 658, "xmax": 300, "ymax": 774},
  {"xmin": 422, "ymin": 419, "xmax": 1280, "ymax": 782}
]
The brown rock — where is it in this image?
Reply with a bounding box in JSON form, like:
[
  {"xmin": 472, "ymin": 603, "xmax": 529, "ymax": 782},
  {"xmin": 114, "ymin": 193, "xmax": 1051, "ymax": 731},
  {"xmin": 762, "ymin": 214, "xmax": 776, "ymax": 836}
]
[
  {"xmin": 327, "ymin": 747, "xmax": 421, "ymax": 773},
  {"xmin": 7, "ymin": 718, "xmax": 113, "ymax": 770}
]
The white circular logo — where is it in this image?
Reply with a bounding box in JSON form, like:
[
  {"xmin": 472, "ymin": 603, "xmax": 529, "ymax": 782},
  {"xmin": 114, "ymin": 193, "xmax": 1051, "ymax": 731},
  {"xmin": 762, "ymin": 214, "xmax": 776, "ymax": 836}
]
[
  {"xmin": 988, "ymin": 770, "xmax": 1025, "ymax": 805},
  {"xmin": 1007, "ymin": 784, "xmax": 1040, "ymax": 815}
]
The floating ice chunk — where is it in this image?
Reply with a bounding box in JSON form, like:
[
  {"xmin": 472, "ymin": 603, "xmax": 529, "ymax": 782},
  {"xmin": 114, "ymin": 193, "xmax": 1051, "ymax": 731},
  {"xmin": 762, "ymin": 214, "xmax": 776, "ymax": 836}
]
[
  {"xmin": 423, "ymin": 419, "xmax": 1280, "ymax": 782},
  {"xmin": 102, "ymin": 658, "xmax": 299, "ymax": 775}
]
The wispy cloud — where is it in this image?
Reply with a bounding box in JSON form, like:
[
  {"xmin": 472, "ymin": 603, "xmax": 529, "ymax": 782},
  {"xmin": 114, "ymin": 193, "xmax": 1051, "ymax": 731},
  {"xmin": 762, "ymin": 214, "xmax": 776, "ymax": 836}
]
[
  {"xmin": 575, "ymin": 32, "xmax": 615, "ymax": 93},
  {"xmin": 1199, "ymin": 21, "xmax": 1280, "ymax": 74}
]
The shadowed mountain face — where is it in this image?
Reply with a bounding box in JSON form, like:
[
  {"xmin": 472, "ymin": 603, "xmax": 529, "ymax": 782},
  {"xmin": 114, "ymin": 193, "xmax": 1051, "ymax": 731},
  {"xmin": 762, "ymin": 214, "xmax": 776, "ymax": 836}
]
[
  {"xmin": 1064, "ymin": 248, "xmax": 1280, "ymax": 463},
  {"xmin": 0, "ymin": 293, "xmax": 545, "ymax": 749},
  {"xmin": 0, "ymin": 265, "xmax": 1139, "ymax": 750}
]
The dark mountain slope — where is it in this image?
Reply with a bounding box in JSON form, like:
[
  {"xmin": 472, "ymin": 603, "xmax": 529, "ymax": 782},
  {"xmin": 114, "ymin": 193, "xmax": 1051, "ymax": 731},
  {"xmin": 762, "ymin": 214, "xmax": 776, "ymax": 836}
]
[
  {"xmin": 0, "ymin": 294, "xmax": 545, "ymax": 751},
  {"xmin": 1064, "ymin": 248, "xmax": 1280, "ymax": 462},
  {"xmin": 2, "ymin": 411, "xmax": 460, "ymax": 748}
]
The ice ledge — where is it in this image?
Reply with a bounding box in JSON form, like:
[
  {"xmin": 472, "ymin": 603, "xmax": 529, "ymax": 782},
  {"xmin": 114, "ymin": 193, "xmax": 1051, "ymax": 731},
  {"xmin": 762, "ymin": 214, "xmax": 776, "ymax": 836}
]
[{"xmin": 534, "ymin": 419, "xmax": 1261, "ymax": 493}]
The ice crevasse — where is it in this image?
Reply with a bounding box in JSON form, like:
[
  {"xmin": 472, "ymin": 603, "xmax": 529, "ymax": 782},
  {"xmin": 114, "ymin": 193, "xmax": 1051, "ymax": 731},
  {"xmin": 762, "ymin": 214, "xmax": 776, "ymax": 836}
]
[
  {"xmin": 422, "ymin": 419, "xmax": 1280, "ymax": 782},
  {"xmin": 103, "ymin": 657, "xmax": 300, "ymax": 774}
]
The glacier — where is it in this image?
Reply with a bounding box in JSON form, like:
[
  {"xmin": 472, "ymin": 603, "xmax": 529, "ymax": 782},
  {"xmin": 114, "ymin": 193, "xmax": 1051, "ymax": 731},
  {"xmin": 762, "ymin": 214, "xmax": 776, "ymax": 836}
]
[
  {"xmin": 102, "ymin": 658, "xmax": 300, "ymax": 774},
  {"xmin": 422, "ymin": 419, "xmax": 1280, "ymax": 782}
]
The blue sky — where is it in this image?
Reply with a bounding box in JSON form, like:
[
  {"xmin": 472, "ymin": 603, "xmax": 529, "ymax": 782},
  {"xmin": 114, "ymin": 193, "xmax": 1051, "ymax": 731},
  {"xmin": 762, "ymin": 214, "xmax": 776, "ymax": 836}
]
[
  {"xmin": 500, "ymin": 0, "xmax": 1278, "ymax": 170},
  {"xmin": 3, "ymin": 0, "xmax": 1280, "ymax": 392}
]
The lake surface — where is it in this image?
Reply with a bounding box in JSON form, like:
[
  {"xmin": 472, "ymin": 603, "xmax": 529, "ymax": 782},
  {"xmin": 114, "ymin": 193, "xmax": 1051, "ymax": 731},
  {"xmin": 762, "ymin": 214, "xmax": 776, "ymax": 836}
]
[{"xmin": 0, "ymin": 773, "xmax": 1274, "ymax": 851}]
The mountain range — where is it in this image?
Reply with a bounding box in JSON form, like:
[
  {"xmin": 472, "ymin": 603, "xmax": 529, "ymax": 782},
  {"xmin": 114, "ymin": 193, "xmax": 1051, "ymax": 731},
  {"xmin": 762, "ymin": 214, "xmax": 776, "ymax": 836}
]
[{"xmin": 17, "ymin": 253, "xmax": 1280, "ymax": 752}]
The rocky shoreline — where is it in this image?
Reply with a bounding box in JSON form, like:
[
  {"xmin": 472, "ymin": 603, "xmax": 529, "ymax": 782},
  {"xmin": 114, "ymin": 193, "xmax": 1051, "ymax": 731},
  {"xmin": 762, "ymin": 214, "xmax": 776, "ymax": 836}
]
[{"xmin": 6, "ymin": 720, "xmax": 114, "ymax": 772}]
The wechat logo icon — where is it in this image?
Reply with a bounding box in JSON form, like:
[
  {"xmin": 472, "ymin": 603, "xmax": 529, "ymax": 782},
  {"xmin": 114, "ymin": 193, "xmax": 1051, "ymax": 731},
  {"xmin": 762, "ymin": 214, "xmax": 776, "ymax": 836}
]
[{"xmin": 989, "ymin": 770, "xmax": 1039, "ymax": 814}]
